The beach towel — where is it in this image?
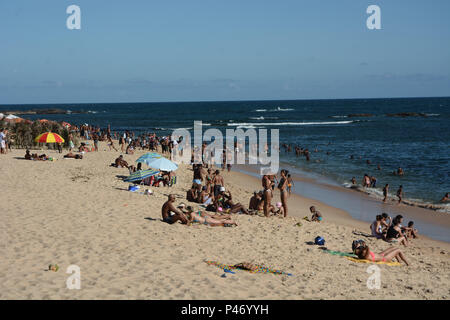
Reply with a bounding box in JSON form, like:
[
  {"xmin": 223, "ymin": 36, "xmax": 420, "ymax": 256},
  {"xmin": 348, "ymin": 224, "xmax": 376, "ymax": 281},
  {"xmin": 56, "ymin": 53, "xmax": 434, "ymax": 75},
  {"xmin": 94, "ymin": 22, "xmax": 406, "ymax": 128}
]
[
  {"xmin": 322, "ymin": 249, "xmax": 357, "ymax": 258},
  {"xmin": 345, "ymin": 257, "xmax": 402, "ymax": 266},
  {"xmin": 205, "ymin": 260, "xmax": 293, "ymax": 276}
]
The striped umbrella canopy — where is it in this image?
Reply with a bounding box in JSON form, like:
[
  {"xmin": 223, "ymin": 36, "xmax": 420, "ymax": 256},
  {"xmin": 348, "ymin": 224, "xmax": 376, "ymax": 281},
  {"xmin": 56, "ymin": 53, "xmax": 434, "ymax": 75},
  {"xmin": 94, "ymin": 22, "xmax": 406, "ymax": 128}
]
[
  {"xmin": 35, "ymin": 132, "xmax": 65, "ymax": 143},
  {"xmin": 136, "ymin": 152, "xmax": 163, "ymax": 163},
  {"xmin": 124, "ymin": 169, "xmax": 160, "ymax": 182},
  {"xmin": 145, "ymin": 157, "xmax": 178, "ymax": 172}
]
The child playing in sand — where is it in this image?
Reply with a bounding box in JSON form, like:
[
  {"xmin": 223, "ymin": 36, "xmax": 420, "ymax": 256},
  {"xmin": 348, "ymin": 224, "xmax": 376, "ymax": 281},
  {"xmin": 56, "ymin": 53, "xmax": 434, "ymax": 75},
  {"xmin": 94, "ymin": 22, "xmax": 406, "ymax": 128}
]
[
  {"xmin": 272, "ymin": 202, "xmax": 285, "ymax": 216},
  {"xmin": 310, "ymin": 206, "xmax": 322, "ymax": 222}
]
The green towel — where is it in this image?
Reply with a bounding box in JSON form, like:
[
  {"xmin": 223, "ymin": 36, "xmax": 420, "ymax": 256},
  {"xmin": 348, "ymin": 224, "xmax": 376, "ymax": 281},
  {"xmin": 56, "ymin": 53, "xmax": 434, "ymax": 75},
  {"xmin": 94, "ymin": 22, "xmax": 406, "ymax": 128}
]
[{"xmin": 322, "ymin": 249, "xmax": 357, "ymax": 258}]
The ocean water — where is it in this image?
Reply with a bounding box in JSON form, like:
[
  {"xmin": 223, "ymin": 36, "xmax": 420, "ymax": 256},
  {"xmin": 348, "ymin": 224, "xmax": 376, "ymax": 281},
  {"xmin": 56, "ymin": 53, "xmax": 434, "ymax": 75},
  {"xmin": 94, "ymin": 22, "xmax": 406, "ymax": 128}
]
[{"xmin": 2, "ymin": 97, "xmax": 449, "ymax": 211}]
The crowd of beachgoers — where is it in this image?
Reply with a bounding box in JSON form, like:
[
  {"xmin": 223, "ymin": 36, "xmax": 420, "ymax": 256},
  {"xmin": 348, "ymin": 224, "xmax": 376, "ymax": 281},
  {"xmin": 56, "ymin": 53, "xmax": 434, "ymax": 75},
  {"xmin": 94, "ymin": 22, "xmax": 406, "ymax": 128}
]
[{"xmin": 0, "ymin": 120, "xmax": 434, "ymax": 267}]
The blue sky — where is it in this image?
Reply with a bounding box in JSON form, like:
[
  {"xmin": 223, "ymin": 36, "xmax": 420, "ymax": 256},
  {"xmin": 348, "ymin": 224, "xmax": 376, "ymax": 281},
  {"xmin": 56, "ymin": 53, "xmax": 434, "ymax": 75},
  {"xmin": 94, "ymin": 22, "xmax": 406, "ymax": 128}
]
[{"xmin": 1, "ymin": 0, "xmax": 449, "ymax": 104}]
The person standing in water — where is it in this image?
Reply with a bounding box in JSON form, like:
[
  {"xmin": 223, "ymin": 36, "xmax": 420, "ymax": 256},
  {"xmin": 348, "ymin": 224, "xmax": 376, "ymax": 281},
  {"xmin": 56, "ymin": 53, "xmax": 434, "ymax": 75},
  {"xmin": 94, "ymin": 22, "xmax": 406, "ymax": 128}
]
[
  {"xmin": 287, "ymin": 174, "xmax": 294, "ymax": 196},
  {"xmin": 383, "ymin": 184, "xmax": 389, "ymax": 202},
  {"xmin": 397, "ymin": 185, "xmax": 403, "ymax": 204}
]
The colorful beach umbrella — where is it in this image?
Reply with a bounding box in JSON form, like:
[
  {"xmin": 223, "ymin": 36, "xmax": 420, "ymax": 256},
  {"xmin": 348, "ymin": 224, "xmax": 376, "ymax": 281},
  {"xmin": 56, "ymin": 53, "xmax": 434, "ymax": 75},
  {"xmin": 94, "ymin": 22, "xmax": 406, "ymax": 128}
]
[
  {"xmin": 124, "ymin": 169, "xmax": 160, "ymax": 182},
  {"xmin": 144, "ymin": 157, "xmax": 178, "ymax": 172},
  {"xmin": 136, "ymin": 152, "xmax": 163, "ymax": 163},
  {"xmin": 35, "ymin": 132, "xmax": 65, "ymax": 143}
]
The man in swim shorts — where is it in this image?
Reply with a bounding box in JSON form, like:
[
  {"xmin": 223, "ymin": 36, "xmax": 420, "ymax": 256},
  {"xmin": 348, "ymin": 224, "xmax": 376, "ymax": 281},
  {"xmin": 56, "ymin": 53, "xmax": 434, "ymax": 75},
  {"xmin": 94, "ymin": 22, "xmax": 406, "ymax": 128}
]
[{"xmin": 161, "ymin": 194, "xmax": 188, "ymax": 225}]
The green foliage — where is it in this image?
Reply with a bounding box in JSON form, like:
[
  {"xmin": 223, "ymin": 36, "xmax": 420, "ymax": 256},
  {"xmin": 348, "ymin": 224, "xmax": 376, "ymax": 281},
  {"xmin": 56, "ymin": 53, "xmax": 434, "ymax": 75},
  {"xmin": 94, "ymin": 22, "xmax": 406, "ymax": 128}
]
[{"xmin": 6, "ymin": 120, "xmax": 75, "ymax": 150}]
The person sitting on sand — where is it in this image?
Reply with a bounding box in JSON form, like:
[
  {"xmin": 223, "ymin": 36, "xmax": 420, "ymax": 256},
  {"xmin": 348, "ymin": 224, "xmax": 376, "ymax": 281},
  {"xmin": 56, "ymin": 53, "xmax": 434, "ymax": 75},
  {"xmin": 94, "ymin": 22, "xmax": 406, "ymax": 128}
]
[
  {"xmin": 112, "ymin": 155, "xmax": 129, "ymax": 168},
  {"xmin": 182, "ymin": 205, "xmax": 237, "ymax": 227},
  {"xmin": 381, "ymin": 213, "xmax": 392, "ymax": 231},
  {"xmin": 402, "ymin": 221, "xmax": 419, "ymax": 239},
  {"xmin": 186, "ymin": 185, "xmax": 198, "ymax": 203},
  {"xmin": 249, "ymin": 191, "xmax": 263, "ymax": 210},
  {"xmin": 64, "ymin": 152, "xmax": 83, "ymax": 159},
  {"xmin": 198, "ymin": 186, "xmax": 213, "ymax": 205},
  {"xmin": 271, "ymin": 202, "xmax": 285, "ymax": 216},
  {"xmin": 310, "ymin": 206, "xmax": 323, "ymax": 222},
  {"xmin": 79, "ymin": 143, "xmax": 90, "ymax": 153},
  {"xmin": 370, "ymin": 215, "xmax": 384, "ymax": 239},
  {"xmin": 161, "ymin": 195, "xmax": 189, "ymax": 225},
  {"xmin": 24, "ymin": 149, "xmax": 32, "ymax": 160},
  {"xmin": 126, "ymin": 143, "xmax": 134, "ymax": 155},
  {"xmin": 215, "ymin": 187, "xmax": 250, "ymax": 214},
  {"xmin": 440, "ymin": 193, "xmax": 449, "ymax": 203},
  {"xmin": 353, "ymin": 241, "xmax": 409, "ymax": 266},
  {"xmin": 386, "ymin": 215, "xmax": 408, "ymax": 246}
]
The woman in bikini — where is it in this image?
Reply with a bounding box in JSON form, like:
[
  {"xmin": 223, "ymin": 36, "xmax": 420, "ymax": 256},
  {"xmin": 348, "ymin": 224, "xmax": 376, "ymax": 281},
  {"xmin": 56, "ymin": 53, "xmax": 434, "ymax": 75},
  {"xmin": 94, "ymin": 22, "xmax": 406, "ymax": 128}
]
[
  {"xmin": 278, "ymin": 169, "xmax": 289, "ymax": 217},
  {"xmin": 354, "ymin": 242, "xmax": 409, "ymax": 266},
  {"xmin": 182, "ymin": 206, "xmax": 237, "ymax": 227}
]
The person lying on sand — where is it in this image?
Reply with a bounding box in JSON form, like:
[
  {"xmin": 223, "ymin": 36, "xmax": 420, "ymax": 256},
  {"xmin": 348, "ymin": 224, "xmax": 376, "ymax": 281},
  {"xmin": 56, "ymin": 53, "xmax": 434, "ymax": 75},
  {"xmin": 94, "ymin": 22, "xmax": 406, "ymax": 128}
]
[
  {"xmin": 402, "ymin": 221, "xmax": 419, "ymax": 239},
  {"xmin": 32, "ymin": 153, "xmax": 48, "ymax": 161},
  {"xmin": 182, "ymin": 205, "xmax": 237, "ymax": 227},
  {"xmin": 161, "ymin": 195, "xmax": 189, "ymax": 225},
  {"xmin": 353, "ymin": 241, "xmax": 409, "ymax": 266},
  {"xmin": 64, "ymin": 152, "xmax": 83, "ymax": 159},
  {"xmin": 310, "ymin": 206, "xmax": 323, "ymax": 222}
]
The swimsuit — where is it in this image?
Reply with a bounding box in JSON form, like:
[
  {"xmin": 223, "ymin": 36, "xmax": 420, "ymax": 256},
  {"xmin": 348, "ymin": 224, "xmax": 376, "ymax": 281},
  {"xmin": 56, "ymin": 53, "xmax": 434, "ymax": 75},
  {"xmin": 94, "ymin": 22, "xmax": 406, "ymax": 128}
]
[
  {"xmin": 163, "ymin": 216, "xmax": 175, "ymax": 224},
  {"xmin": 369, "ymin": 251, "xmax": 386, "ymax": 262}
]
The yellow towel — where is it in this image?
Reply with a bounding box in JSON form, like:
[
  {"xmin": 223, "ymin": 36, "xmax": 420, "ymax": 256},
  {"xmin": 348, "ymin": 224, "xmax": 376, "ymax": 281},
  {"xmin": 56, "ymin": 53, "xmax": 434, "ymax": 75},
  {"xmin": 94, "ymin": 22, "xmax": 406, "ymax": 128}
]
[{"xmin": 346, "ymin": 257, "xmax": 402, "ymax": 266}]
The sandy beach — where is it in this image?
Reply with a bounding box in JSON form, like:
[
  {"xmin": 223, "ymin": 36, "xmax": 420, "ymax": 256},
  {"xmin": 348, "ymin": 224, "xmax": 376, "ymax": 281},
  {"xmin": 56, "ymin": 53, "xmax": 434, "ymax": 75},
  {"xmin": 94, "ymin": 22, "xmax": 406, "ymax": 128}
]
[{"xmin": 0, "ymin": 141, "xmax": 449, "ymax": 300}]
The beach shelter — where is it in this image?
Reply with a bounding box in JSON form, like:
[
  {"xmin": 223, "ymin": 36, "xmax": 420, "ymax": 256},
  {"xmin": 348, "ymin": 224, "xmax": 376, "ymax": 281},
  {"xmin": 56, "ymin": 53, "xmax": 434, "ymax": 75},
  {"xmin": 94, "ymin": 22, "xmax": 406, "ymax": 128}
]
[
  {"xmin": 5, "ymin": 115, "xmax": 25, "ymax": 123},
  {"xmin": 61, "ymin": 121, "xmax": 71, "ymax": 128},
  {"xmin": 35, "ymin": 132, "xmax": 65, "ymax": 143},
  {"xmin": 136, "ymin": 152, "xmax": 162, "ymax": 163},
  {"xmin": 144, "ymin": 157, "xmax": 178, "ymax": 172},
  {"xmin": 124, "ymin": 169, "xmax": 160, "ymax": 182}
]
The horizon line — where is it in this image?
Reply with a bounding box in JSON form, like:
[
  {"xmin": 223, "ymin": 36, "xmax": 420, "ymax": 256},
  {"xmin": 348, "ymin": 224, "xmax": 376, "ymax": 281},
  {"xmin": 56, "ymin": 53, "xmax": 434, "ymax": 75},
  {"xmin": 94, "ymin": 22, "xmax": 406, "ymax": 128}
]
[{"xmin": 1, "ymin": 94, "xmax": 450, "ymax": 107}]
